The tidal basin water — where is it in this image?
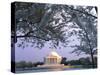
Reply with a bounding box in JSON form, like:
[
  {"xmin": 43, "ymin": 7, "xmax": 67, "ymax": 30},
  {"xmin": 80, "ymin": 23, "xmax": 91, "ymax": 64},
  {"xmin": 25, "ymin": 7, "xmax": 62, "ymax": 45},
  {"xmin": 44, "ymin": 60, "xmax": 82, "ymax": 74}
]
[{"xmin": 15, "ymin": 67, "xmax": 83, "ymax": 73}]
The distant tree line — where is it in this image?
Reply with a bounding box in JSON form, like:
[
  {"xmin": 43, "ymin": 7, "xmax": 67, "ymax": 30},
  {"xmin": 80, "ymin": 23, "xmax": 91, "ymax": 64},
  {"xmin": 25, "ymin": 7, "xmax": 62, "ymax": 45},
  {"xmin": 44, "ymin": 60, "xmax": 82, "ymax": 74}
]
[
  {"xmin": 15, "ymin": 61, "xmax": 44, "ymax": 69},
  {"xmin": 60, "ymin": 57, "xmax": 97, "ymax": 68},
  {"xmin": 15, "ymin": 56, "xmax": 97, "ymax": 69}
]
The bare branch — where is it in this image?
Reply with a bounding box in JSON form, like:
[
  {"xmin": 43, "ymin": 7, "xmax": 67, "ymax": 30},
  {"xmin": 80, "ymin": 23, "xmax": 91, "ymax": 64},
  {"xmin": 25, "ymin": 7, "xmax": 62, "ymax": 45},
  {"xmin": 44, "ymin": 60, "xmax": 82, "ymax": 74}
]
[
  {"xmin": 11, "ymin": 35, "xmax": 51, "ymax": 41},
  {"xmin": 69, "ymin": 6, "xmax": 97, "ymax": 19}
]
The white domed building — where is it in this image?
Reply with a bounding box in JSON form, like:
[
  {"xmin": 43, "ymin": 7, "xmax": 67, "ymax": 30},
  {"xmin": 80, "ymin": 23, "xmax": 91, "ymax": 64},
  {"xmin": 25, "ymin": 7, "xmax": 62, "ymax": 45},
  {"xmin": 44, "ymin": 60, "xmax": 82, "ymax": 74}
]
[{"xmin": 44, "ymin": 51, "xmax": 62, "ymax": 64}]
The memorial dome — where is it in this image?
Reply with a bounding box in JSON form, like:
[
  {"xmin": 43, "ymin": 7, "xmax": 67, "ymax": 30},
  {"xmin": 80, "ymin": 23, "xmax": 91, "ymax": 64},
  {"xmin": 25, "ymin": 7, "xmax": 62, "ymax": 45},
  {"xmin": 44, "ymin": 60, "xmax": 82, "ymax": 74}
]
[{"xmin": 48, "ymin": 51, "xmax": 61, "ymax": 58}]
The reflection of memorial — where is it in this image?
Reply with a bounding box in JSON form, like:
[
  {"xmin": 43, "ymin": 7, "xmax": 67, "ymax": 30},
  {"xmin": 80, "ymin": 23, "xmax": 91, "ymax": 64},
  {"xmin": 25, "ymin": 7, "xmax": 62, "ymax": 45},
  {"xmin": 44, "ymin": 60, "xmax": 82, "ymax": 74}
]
[{"xmin": 44, "ymin": 51, "xmax": 62, "ymax": 64}]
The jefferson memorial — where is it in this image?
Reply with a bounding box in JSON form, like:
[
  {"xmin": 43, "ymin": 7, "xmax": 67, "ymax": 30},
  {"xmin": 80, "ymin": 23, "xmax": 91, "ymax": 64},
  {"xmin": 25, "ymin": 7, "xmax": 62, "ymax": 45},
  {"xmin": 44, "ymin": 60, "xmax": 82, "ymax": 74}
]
[
  {"xmin": 44, "ymin": 51, "xmax": 62, "ymax": 64},
  {"xmin": 37, "ymin": 50, "xmax": 64, "ymax": 68}
]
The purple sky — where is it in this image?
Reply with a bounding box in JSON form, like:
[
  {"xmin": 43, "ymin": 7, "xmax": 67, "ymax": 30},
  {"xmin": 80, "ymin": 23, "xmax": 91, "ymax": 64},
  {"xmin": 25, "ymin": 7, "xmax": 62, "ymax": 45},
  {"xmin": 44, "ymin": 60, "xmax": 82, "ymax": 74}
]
[{"xmin": 15, "ymin": 37, "xmax": 90, "ymax": 63}]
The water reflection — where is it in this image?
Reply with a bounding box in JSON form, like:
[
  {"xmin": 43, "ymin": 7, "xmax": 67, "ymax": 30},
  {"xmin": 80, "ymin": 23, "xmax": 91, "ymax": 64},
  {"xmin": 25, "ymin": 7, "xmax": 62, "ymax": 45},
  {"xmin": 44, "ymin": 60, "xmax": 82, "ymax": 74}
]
[{"xmin": 16, "ymin": 67, "xmax": 82, "ymax": 73}]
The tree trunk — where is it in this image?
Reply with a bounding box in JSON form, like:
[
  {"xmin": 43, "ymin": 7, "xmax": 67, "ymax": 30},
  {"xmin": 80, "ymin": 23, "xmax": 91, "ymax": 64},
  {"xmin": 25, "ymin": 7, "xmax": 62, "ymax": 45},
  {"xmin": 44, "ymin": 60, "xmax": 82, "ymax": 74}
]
[
  {"xmin": 74, "ymin": 16, "xmax": 95, "ymax": 68},
  {"xmin": 90, "ymin": 48, "xmax": 95, "ymax": 68}
]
